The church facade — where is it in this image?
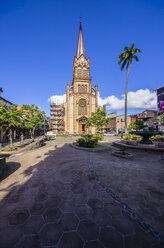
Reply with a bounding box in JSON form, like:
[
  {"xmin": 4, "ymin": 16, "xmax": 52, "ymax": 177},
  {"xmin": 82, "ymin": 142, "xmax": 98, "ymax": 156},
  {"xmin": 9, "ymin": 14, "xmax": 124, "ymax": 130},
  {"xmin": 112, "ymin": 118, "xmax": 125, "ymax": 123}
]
[{"xmin": 50, "ymin": 22, "xmax": 105, "ymax": 134}]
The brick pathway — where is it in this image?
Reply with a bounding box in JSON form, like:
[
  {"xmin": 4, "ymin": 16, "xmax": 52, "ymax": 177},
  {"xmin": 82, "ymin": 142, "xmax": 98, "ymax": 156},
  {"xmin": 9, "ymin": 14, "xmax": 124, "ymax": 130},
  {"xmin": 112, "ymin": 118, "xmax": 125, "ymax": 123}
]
[{"xmin": 0, "ymin": 140, "xmax": 163, "ymax": 247}]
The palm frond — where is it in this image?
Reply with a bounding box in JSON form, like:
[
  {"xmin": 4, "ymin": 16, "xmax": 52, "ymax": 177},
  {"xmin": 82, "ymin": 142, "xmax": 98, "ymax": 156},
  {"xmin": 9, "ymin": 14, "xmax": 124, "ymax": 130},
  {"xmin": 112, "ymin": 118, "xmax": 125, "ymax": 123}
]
[
  {"xmin": 118, "ymin": 56, "xmax": 124, "ymax": 65},
  {"xmin": 131, "ymin": 43, "xmax": 135, "ymax": 49},
  {"xmin": 133, "ymin": 55, "xmax": 139, "ymax": 62},
  {"xmin": 121, "ymin": 59, "xmax": 127, "ymax": 70},
  {"xmin": 118, "ymin": 43, "xmax": 141, "ymax": 70},
  {"xmin": 123, "ymin": 46, "xmax": 129, "ymax": 51},
  {"xmin": 134, "ymin": 48, "xmax": 142, "ymax": 53}
]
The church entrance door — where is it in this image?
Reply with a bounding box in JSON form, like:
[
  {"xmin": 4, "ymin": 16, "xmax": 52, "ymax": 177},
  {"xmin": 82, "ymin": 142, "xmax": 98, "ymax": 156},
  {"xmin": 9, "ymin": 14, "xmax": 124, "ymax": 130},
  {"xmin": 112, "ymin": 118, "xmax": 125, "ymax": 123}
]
[
  {"xmin": 77, "ymin": 116, "xmax": 88, "ymax": 134},
  {"xmin": 79, "ymin": 124, "xmax": 87, "ymax": 134}
]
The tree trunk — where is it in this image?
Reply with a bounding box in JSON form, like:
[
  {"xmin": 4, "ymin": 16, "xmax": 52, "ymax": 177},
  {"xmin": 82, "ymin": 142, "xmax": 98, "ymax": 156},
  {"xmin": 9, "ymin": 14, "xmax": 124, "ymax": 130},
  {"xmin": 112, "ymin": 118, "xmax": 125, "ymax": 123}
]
[
  {"xmin": 125, "ymin": 64, "xmax": 130, "ymax": 134},
  {"xmin": 9, "ymin": 129, "xmax": 13, "ymax": 148},
  {"xmin": 32, "ymin": 128, "xmax": 35, "ymax": 142},
  {"xmin": 30, "ymin": 129, "xmax": 33, "ymax": 142}
]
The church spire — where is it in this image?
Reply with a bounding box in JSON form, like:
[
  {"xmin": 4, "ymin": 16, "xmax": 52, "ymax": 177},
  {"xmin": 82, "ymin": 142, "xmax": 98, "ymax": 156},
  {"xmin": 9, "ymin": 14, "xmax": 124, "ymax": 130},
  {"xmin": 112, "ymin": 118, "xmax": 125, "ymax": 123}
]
[{"xmin": 76, "ymin": 18, "xmax": 86, "ymax": 58}]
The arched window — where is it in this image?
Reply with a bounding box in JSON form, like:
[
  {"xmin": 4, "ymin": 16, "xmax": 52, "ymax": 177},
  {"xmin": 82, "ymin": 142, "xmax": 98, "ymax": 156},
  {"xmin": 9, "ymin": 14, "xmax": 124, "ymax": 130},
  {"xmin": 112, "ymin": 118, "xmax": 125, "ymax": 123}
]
[
  {"xmin": 81, "ymin": 85, "xmax": 84, "ymax": 93},
  {"xmin": 78, "ymin": 67, "xmax": 81, "ymax": 78},
  {"xmin": 85, "ymin": 85, "xmax": 87, "ymax": 93},
  {"xmin": 79, "ymin": 99, "xmax": 87, "ymax": 115},
  {"xmin": 83, "ymin": 67, "xmax": 87, "ymax": 78},
  {"xmin": 78, "ymin": 85, "xmax": 80, "ymax": 93}
]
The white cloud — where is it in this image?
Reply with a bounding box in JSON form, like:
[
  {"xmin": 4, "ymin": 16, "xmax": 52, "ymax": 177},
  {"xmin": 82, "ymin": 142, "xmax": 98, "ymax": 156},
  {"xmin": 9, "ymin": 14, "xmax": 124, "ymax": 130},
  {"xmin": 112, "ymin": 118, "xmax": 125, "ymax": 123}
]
[
  {"xmin": 48, "ymin": 94, "xmax": 66, "ymax": 105},
  {"xmin": 98, "ymin": 88, "xmax": 157, "ymax": 110},
  {"xmin": 48, "ymin": 88, "xmax": 157, "ymax": 110}
]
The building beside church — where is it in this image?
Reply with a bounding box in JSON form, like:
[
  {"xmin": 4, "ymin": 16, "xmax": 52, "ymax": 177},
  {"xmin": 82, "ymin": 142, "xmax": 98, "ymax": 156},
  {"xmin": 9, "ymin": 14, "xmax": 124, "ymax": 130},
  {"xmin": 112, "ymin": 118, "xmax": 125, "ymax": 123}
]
[{"xmin": 50, "ymin": 22, "xmax": 105, "ymax": 134}]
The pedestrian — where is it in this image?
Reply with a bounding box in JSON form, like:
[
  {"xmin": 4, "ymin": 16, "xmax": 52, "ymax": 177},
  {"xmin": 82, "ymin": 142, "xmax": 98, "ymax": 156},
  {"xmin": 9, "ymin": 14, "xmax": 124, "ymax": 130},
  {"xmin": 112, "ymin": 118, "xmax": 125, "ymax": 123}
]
[{"xmin": 20, "ymin": 134, "xmax": 24, "ymax": 144}]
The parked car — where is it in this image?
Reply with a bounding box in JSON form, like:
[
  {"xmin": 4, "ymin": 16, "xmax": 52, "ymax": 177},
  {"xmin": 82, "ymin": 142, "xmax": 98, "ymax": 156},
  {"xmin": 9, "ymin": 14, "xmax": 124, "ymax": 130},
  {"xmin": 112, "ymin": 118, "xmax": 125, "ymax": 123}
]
[
  {"xmin": 104, "ymin": 131, "xmax": 117, "ymax": 136},
  {"xmin": 45, "ymin": 131, "xmax": 56, "ymax": 140}
]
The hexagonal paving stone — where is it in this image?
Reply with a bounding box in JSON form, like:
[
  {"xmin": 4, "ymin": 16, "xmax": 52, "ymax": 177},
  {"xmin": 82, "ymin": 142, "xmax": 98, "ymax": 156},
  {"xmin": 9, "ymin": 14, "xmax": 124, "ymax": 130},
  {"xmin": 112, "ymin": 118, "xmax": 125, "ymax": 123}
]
[
  {"xmin": 59, "ymin": 199, "xmax": 75, "ymax": 212},
  {"xmin": 23, "ymin": 216, "xmax": 44, "ymax": 234},
  {"xmin": 15, "ymin": 236, "xmax": 40, "ymax": 248},
  {"xmin": 92, "ymin": 183, "xmax": 104, "ymax": 192},
  {"xmin": 75, "ymin": 204, "xmax": 93, "ymax": 220},
  {"xmin": 60, "ymin": 190, "xmax": 73, "ymax": 201},
  {"xmin": 125, "ymin": 224, "xmax": 154, "ymax": 248},
  {"xmin": 7, "ymin": 193, "xmax": 21, "ymax": 203},
  {"xmin": 92, "ymin": 209, "xmax": 111, "ymax": 226},
  {"xmin": 72, "ymin": 192, "xmax": 89, "ymax": 204},
  {"xmin": 99, "ymin": 191, "xmax": 114, "ymax": 204},
  {"xmin": 58, "ymin": 232, "xmax": 83, "ymax": 248},
  {"xmin": 112, "ymin": 215, "xmax": 135, "ymax": 235},
  {"xmin": 104, "ymin": 203, "xmax": 122, "ymax": 216},
  {"xmin": 0, "ymin": 226, "xmax": 22, "ymax": 247},
  {"xmin": 35, "ymin": 192, "xmax": 48, "ymax": 201},
  {"xmin": 100, "ymin": 227, "xmax": 123, "ymax": 248},
  {"xmin": 85, "ymin": 241, "xmax": 104, "ymax": 248},
  {"xmin": 30, "ymin": 202, "xmax": 45, "ymax": 215},
  {"xmin": 87, "ymin": 198, "xmax": 103, "ymax": 209},
  {"xmin": 78, "ymin": 220, "xmax": 99, "ymax": 241},
  {"xmin": 9, "ymin": 209, "xmax": 29, "ymax": 225},
  {"xmin": 44, "ymin": 207, "xmax": 62, "ymax": 223},
  {"xmin": 46, "ymin": 195, "xmax": 61, "ymax": 207},
  {"xmin": 60, "ymin": 213, "xmax": 79, "ymax": 231},
  {"xmin": 39, "ymin": 223, "xmax": 62, "ymax": 246},
  {"xmin": 71, "ymin": 183, "xmax": 84, "ymax": 194}
]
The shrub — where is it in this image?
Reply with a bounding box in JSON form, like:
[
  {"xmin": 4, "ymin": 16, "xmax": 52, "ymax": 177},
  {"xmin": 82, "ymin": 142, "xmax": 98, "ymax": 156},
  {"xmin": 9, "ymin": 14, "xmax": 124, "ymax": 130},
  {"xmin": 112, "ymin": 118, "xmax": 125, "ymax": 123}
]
[
  {"xmin": 131, "ymin": 135, "xmax": 142, "ymax": 141},
  {"xmin": 125, "ymin": 134, "xmax": 141, "ymax": 141},
  {"xmin": 76, "ymin": 138, "xmax": 86, "ymax": 146},
  {"xmin": 151, "ymin": 136, "xmax": 164, "ymax": 142},
  {"xmin": 76, "ymin": 134, "xmax": 99, "ymax": 148},
  {"xmin": 125, "ymin": 134, "xmax": 131, "ymax": 140},
  {"xmin": 92, "ymin": 134, "xmax": 104, "ymax": 141}
]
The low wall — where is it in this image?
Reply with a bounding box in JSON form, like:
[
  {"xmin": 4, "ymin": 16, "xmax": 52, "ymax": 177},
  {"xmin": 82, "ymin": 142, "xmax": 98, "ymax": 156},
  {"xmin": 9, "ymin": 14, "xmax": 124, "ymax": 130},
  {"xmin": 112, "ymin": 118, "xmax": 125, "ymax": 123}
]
[{"xmin": 23, "ymin": 138, "xmax": 46, "ymax": 151}]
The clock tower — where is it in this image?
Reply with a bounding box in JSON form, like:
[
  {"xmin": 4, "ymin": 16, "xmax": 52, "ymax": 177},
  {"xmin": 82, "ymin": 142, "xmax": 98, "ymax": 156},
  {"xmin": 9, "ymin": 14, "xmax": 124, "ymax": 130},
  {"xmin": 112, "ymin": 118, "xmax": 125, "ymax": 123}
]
[{"xmin": 65, "ymin": 20, "xmax": 98, "ymax": 134}]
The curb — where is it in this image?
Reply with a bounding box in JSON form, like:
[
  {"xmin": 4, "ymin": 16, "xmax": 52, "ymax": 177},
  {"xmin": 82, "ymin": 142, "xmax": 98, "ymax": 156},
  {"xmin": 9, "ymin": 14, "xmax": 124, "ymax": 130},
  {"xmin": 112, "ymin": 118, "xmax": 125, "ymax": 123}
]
[
  {"xmin": 70, "ymin": 143, "xmax": 110, "ymax": 152},
  {"xmin": 113, "ymin": 141, "xmax": 164, "ymax": 152}
]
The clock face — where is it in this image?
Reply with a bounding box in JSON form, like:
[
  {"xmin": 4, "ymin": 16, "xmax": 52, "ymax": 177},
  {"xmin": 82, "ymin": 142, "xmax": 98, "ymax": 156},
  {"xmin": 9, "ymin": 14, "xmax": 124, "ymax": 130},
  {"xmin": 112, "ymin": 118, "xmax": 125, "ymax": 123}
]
[{"xmin": 80, "ymin": 57, "xmax": 84, "ymax": 62}]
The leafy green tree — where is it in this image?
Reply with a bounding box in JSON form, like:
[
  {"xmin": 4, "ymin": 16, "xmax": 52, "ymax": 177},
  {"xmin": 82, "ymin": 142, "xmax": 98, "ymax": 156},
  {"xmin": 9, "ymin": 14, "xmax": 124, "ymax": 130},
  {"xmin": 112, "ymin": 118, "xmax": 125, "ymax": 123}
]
[
  {"xmin": 86, "ymin": 108, "xmax": 110, "ymax": 132},
  {"xmin": 118, "ymin": 43, "xmax": 142, "ymax": 133},
  {"xmin": 127, "ymin": 120, "xmax": 144, "ymax": 131},
  {"xmin": 22, "ymin": 104, "xmax": 45, "ymax": 141},
  {"xmin": 159, "ymin": 114, "xmax": 164, "ymax": 126},
  {"xmin": 0, "ymin": 103, "xmax": 23, "ymax": 147}
]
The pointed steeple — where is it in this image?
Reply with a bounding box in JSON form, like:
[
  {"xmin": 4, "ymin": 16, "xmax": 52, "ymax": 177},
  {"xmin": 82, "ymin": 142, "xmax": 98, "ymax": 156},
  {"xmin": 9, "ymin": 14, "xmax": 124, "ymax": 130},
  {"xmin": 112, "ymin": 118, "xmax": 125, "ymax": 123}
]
[{"xmin": 76, "ymin": 19, "xmax": 86, "ymax": 58}]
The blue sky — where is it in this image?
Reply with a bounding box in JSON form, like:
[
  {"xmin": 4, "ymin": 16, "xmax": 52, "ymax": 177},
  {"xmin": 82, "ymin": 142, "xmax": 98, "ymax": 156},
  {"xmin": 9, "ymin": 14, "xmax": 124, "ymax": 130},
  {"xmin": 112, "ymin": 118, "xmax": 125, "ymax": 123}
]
[{"xmin": 0, "ymin": 0, "xmax": 164, "ymax": 116}]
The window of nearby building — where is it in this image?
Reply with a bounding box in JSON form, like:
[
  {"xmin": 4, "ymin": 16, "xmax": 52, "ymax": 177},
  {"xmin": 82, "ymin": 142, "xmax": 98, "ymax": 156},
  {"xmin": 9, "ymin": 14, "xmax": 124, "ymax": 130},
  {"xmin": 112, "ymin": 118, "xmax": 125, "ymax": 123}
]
[
  {"xmin": 83, "ymin": 67, "xmax": 87, "ymax": 78},
  {"xmin": 79, "ymin": 99, "xmax": 86, "ymax": 115},
  {"xmin": 78, "ymin": 67, "xmax": 81, "ymax": 78},
  {"xmin": 85, "ymin": 85, "xmax": 87, "ymax": 93},
  {"xmin": 81, "ymin": 85, "xmax": 84, "ymax": 93},
  {"xmin": 78, "ymin": 85, "xmax": 80, "ymax": 93}
]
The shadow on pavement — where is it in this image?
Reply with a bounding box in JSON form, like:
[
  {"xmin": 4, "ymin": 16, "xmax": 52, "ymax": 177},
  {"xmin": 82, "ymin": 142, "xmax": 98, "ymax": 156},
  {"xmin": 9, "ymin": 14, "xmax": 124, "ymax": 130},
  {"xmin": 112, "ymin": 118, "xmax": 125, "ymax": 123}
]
[{"xmin": 0, "ymin": 143, "xmax": 160, "ymax": 248}]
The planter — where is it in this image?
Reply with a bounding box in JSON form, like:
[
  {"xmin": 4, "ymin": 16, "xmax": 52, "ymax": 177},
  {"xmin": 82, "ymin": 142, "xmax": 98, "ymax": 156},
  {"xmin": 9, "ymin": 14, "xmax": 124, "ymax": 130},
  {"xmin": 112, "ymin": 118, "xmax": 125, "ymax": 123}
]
[
  {"xmin": 158, "ymin": 142, "xmax": 164, "ymax": 148},
  {"xmin": 71, "ymin": 143, "xmax": 109, "ymax": 152},
  {"xmin": 112, "ymin": 151, "xmax": 133, "ymax": 159}
]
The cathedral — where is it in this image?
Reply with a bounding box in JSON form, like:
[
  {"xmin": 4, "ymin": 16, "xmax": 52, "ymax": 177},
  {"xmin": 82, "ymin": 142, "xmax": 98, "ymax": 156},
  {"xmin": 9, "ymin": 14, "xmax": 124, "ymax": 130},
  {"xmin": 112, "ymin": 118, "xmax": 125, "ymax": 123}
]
[{"xmin": 50, "ymin": 21, "xmax": 105, "ymax": 134}]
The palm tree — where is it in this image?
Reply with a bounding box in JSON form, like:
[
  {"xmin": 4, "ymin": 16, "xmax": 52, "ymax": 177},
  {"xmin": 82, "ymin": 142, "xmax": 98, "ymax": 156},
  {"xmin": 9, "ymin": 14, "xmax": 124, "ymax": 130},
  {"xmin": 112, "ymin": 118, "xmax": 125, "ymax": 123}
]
[{"xmin": 118, "ymin": 43, "xmax": 141, "ymax": 133}]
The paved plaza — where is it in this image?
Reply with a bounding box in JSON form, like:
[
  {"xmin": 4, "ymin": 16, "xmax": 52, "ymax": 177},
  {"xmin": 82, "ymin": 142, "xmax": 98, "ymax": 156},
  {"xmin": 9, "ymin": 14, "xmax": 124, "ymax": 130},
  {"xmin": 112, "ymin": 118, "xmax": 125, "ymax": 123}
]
[{"xmin": 0, "ymin": 137, "xmax": 163, "ymax": 247}]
